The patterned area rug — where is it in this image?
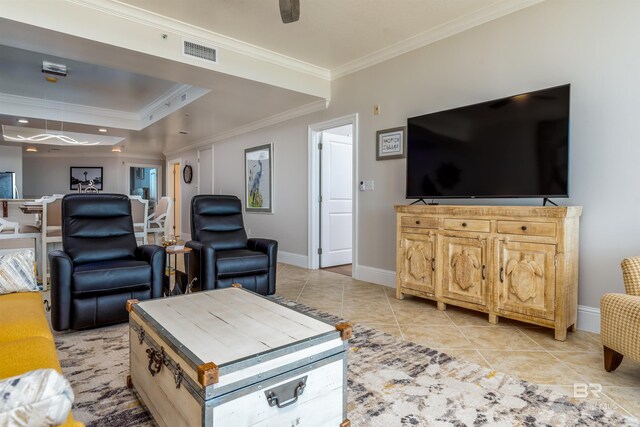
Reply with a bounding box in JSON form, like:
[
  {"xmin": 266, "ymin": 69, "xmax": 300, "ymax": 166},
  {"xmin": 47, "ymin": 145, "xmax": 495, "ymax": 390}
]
[{"xmin": 54, "ymin": 297, "xmax": 637, "ymax": 426}]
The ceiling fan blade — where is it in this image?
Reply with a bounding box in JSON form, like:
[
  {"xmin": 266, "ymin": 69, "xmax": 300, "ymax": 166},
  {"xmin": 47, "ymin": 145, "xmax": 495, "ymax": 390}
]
[{"xmin": 279, "ymin": 0, "xmax": 300, "ymax": 23}]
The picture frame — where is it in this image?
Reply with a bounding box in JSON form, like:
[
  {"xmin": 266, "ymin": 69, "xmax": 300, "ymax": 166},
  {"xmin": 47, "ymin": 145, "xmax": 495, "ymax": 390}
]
[
  {"xmin": 70, "ymin": 167, "xmax": 103, "ymax": 190},
  {"xmin": 376, "ymin": 126, "xmax": 406, "ymax": 160},
  {"xmin": 244, "ymin": 144, "xmax": 273, "ymax": 213}
]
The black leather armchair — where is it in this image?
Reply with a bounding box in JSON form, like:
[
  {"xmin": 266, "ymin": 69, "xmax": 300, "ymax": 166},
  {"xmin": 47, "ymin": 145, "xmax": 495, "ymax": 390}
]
[
  {"xmin": 186, "ymin": 195, "xmax": 277, "ymax": 295},
  {"xmin": 49, "ymin": 194, "xmax": 165, "ymax": 331}
]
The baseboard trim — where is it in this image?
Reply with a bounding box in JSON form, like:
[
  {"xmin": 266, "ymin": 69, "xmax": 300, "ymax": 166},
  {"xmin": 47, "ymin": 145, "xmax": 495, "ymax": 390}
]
[
  {"xmin": 577, "ymin": 305, "xmax": 600, "ymax": 334},
  {"xmin": 354, "ymin": 265, "xmax": 396, "ymax": 288},
  {"xmin": 279, "ymin": 251, "xmax": 309, "ymax": 269},
  {"xmin": 325, "ymin": 262, "xmax": 602, "ymax": 334}
]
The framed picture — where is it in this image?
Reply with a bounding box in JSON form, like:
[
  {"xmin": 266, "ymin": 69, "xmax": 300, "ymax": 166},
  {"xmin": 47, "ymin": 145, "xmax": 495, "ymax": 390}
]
[
  {"xmin": 244, "ymin": 144, "xmax": 273, "ymax": 213},
  {"xmin": 376, "ymin": 126, "xmax": 406, "ymax": 160},
  {"xmin": 70, "ymin": 167, "xmax": 103, "ymax": 190}
]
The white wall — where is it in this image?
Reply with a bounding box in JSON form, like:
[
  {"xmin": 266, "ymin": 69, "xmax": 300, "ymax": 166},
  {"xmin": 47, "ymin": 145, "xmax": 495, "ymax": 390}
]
[
  {"xmin": 174, "ymin": 0, "xmax": 640, "ymax": 309},
  {"xmin": 0, "ymin": 146, "xmax": 22, "ymax": 197},
  {"xmin": 22, "ymin": 153, "xmax": 164, "ymax": 198}
]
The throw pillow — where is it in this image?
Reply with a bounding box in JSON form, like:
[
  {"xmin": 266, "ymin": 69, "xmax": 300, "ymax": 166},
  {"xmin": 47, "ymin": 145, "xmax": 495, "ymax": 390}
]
[
  {"xmin": 0, "ymin": 368, "xmax": 74, "ymax": 427},
  {"xmin": 0, "ymin": 249, "xmax": 37, "ymax": 295}
]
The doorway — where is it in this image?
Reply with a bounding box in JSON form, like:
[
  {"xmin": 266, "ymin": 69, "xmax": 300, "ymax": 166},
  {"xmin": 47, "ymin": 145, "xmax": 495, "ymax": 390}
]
[
  {"xmin": 167, "ymin": 159, "xmax": 181, "ymax": 239},
  {"xmin": 308, "ymin": 114, "xmax": 358, "ymax": 276},
  {"xmin": 126, "ymin": 164, "xmax": 161, "ymax": 214}
]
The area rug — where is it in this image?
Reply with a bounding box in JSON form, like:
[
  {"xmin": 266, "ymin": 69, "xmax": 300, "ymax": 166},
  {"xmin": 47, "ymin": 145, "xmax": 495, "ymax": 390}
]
[{"xmin": 54, "ymin": 297, "xmax": 637, "ymax": 426}]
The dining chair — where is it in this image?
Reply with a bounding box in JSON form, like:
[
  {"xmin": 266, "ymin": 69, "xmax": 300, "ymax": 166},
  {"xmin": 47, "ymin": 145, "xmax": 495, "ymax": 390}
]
[
  {"xmin": 146, "ymin": 196, "xmax": 172, "ymax": 245},
  {"xmin": 129, "ymin": 195, "xmax": 149, "ymax": 245}
]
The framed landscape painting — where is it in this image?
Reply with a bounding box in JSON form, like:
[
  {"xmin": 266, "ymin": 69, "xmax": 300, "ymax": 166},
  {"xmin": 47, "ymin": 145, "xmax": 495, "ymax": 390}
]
[
  {"xmin": 70, "ymin": 167, "xmax": 103, "ymax": 190},
  {"xmin": 244, "ymin": 144, "xmax": 273, "ymax": 213}
]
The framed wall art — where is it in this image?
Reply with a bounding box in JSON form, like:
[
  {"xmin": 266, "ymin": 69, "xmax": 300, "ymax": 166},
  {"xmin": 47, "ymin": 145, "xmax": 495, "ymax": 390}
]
[
  {"xmin": 70, "ymin": 167, "xmax": 103, "ymax": 190},
  {"xmin": 376, "ymin": 126, "xmax": 406, "ymax": 160},
  {"xmin": 244, "ymin": 144, "xmax": 273, "ymax": 213}
]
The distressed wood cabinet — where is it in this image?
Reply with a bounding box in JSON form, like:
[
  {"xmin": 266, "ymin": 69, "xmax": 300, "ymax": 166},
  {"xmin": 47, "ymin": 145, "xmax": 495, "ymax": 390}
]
[{"xmin": 395, "ymin": 205, "xmax": 582, "ymax": 341}]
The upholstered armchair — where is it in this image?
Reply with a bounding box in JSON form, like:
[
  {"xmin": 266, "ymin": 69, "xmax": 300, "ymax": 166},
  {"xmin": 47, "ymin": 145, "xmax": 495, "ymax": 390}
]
[
  {"xmin": 600, "ymin": 256, "xmax": 640, "ymax": 371},
  {"xmin": 186, "ymin": 195, "xmax": 277, "ymax": 295},
  {"xmin": 49, "ymin": 194, "xmax": 165, "ymax": 331}
]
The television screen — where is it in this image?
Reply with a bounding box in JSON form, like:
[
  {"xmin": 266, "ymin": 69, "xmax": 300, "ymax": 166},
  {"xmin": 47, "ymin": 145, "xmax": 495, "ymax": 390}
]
[{"xmin": 406, "ymin": 84, "xmax": 570, "ymax": 199}]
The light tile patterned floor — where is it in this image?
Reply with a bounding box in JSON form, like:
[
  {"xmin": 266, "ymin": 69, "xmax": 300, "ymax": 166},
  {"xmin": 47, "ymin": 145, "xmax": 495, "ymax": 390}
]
[{"xmin": 276, "ymin": 263, "xmax": 640, "ymax": 420}]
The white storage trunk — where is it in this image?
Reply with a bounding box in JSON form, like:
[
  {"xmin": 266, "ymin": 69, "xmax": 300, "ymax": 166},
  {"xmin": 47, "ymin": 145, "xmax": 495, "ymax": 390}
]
[{"xmin": 128, "ymin": 287, "xmax": 351, "ymax": 427}]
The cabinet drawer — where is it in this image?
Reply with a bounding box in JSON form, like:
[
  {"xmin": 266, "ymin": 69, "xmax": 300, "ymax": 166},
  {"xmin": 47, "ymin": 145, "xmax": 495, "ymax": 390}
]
[
  {"xmin": 443, "ymin": 218, "xmax": 490, "ymax": 233},
  {"xmin": 401, "ymin": 216, "xmax": 438, "ymax": 229},
  {"xmin": 497, "ymin": 220, "xmax": 556, "ymax": 237}
]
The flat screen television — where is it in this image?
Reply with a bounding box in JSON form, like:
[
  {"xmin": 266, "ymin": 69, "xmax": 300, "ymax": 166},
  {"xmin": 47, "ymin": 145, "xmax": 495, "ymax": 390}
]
[{"xmin": 406, "ymin": 84, "xmax": 570, "ymax": 200}]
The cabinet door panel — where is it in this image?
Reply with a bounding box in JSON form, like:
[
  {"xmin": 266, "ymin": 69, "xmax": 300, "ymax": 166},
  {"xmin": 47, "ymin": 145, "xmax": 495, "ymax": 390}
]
[
  {"xmin": 497, "ymin": 241, "xmax": 556, "ymax": 320},
  {"xmin": 400, "ymin": 233, "xmax": 436, "ymax": 295},
  {"xmin": 442, "ymin": 236, "xmax": 487, "ymax": 306}
]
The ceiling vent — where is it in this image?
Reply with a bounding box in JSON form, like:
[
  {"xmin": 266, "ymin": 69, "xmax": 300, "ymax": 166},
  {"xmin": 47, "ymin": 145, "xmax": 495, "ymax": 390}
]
[{"xmin": 183, "ymin": 40, "xmax": 217, "ymax": 63}]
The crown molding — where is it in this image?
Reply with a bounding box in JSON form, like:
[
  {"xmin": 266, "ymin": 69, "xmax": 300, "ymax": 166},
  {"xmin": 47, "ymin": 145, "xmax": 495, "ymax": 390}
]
[
  {"xmin": 117, "ymin": 152, "xmax": 165, "ymax": 160},
  {"xmin": 66, "ymin": 0, "xmax": 331, "ymax": 81},
  {"xmin": 138, "ymin": 83, "xmax": 192, "ymax": 120},
  {"xmin": 0, "ymin": 92, "xmax": 138, "ymax": 122},
  {"xmin": 164, "ymin": 98, "xmax": 329, "ymax": 157},
  {"xmin": 138, "ymin": 84, "xmax": 210, "ymax": 129},
  {"xmin": 331, "ymin": 0, "xmax": 545, "ymax": 79},
  {"xmin": 23, "ymin": 150, "xmax": 165, "ymax": 160},
  {"xmin": 0, "ymin": 83, "xmax": 208, "ymax": 131}
]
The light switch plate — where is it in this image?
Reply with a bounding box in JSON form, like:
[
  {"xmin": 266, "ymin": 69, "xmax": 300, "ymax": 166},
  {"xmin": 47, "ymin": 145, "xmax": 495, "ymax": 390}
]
[{"xmin": 359, "ymin": 180, "xmax": 374, "ymax": 191}]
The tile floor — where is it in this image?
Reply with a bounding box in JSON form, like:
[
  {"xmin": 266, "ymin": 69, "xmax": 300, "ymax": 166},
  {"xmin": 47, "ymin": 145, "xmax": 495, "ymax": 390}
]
[{"xmin": 276, "ymin": 263, "xmax": 640, "ymax": 420}]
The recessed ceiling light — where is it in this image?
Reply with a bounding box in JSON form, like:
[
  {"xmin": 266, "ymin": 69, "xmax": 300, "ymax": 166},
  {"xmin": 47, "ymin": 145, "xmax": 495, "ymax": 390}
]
[
  {"xmin": 18, "ymin": 119, "xmax": 29, "ymax": 124},
  {"xmin": 112, "ymin": 147, "xmax": 122, "ymax": 152},
  {"xmin": 179, "ymin": 131, "xmax": 190, "ymax": 135},
  {"xmin": 98, "ymin": 128, "xmax": 108, "ymax": 133},
  {"xmin": 25, "ymin": 147, "xmax": 37, "ymax": 152}
]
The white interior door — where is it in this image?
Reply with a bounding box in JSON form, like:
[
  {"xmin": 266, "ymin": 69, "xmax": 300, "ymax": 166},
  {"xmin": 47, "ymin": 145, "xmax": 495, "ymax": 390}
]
[
  {"xmin": 198, "ymin": 147, "xmax": 213, "ymax": 194},
  {"xmin": 320, "ymin": 131, "xmax": 352, "ymax": 267}
]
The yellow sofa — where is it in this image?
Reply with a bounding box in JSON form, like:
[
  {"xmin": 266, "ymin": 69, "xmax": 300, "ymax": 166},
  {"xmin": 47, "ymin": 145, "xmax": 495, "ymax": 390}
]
[{"xmin": 0, "ymin": 292, "xmax": 83, "ymax": 427}]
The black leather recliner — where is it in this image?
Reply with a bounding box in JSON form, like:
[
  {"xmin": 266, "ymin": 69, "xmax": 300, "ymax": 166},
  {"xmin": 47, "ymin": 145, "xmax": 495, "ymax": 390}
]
[
  {"xmin": 49, "ymin": 194, "xmax": 165, "ymax": 331},
  {"xmin": 186, "ymin": 195, "xmax": 277, "ymax": 295}
]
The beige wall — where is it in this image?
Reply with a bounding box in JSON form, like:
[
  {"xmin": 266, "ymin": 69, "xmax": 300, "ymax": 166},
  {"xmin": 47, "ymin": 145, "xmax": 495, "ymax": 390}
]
[
  {"xmin": 173, "ymin": 112, "xmax": 325, "ymax": 251},
  {"xmin": 212, "ymin": 112, "xmax": 325, "ymax": 254},
  {"xmin": 22, "ymin": 153, "xmax": 164, "ymax": 198},
  {"xmin": 330, "ymin": 0, "xmax": 640, "ymax": 309},
  {"xmin": 176, "ymin": 0, "xmax": 640, "ymax": 309}
]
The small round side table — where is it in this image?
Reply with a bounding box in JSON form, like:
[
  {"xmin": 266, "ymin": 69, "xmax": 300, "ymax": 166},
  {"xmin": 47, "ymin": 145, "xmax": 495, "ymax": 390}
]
[{"xmin": 164, "ymin": 246, "xmax": 196, "ymax": 296}]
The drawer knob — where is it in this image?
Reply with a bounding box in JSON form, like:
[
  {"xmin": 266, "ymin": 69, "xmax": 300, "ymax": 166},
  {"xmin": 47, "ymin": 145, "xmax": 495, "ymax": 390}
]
[
  {"xmin": 521, "ymin": 225, "xmax": 527, "ymax": 231},
  {"xmin": 462, "ymin": 222, "xmax": 467, "ymax": 227},
  {"xmin": 416, "ymin": 220, "xmax": 421, "ymax": 225}
]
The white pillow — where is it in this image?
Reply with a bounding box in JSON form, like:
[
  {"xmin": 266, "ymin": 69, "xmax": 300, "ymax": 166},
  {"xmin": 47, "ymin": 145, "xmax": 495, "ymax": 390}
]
[
  {"xmin": 0, "ymin": 250, "xmax": 37, "ymax": 295},
  {"xmin": 0, "ymin": 369, "xmax": 74, "ymax": 427}
]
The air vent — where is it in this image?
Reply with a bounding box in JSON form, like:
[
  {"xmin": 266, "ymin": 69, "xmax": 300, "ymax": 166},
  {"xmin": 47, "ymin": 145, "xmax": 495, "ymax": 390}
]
[{"xmin": 183, "ymin": 40, "xmax": 217, "ymax": 63}]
